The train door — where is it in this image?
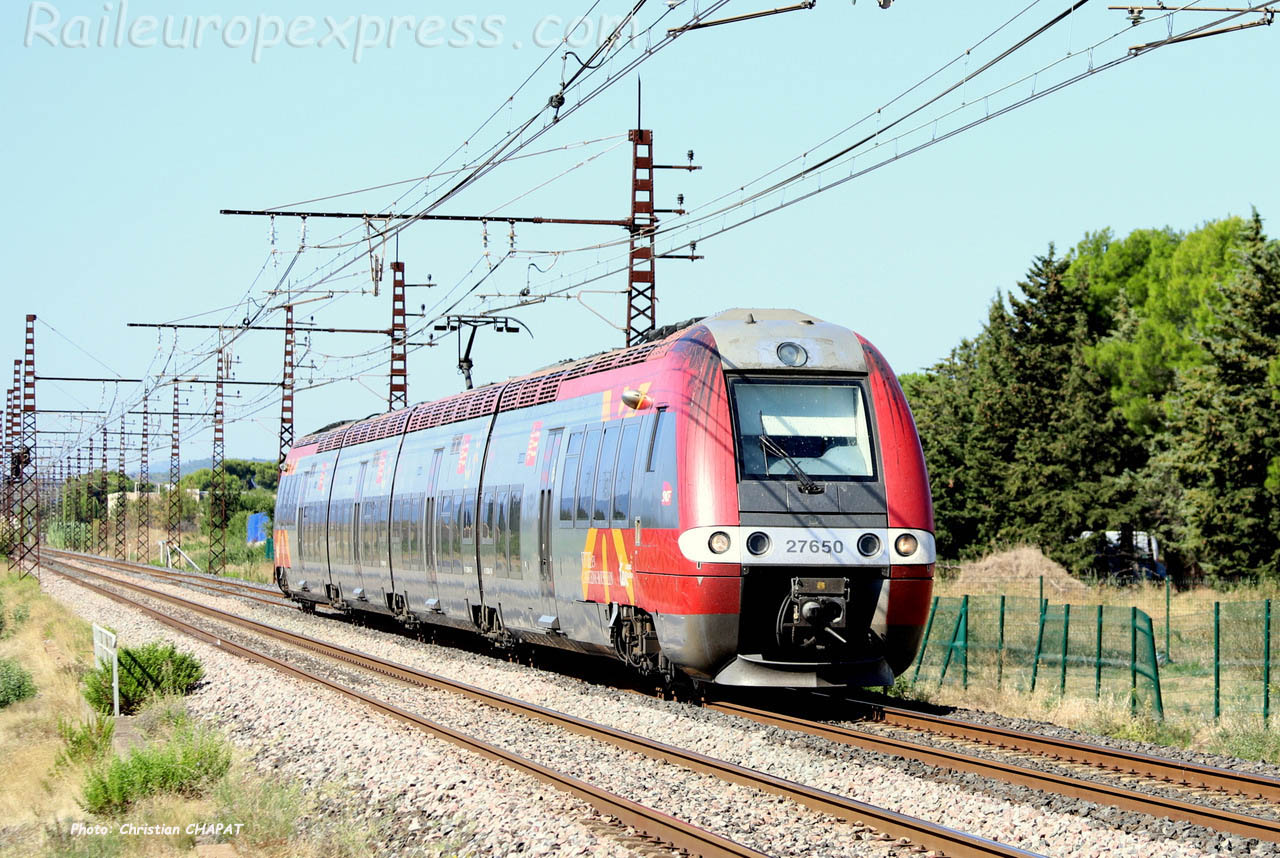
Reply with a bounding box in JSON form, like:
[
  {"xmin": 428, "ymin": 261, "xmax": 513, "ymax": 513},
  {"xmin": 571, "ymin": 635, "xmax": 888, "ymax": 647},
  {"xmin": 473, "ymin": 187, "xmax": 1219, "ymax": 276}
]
[
  {"xmin": 433, "ymin": 488, "xmax": 473, "ymax": 619},
  {"xmin": 293, "ymin": 468, "xmax": 307, "ymax": 574},
  {"xmin": 348, "ymin": 461, "xmax": 370, "ymax": 600},
  {"xmin": 421, "ymin": 448, "xmax": 443, "ymax": 607},
  {"xmin": 296, "ymin": 464, "xmax": 330, "ymax": 591},
  {"xmin": 537, "ymin": 429, "xmax": 564, "ymax": 629}
]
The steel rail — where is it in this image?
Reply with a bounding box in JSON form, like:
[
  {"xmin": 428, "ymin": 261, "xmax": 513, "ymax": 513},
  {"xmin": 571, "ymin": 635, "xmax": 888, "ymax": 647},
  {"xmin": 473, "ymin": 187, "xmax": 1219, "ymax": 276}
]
[
  {"xmin": 48, "ymin": 558, "xmax": 1041, "ymax": 858},
  {"xmin": 43, "ymin": 561, "xmax": 768, "ymax": 858},
  {"xmin": 841, "ymin": 698, "xmax": 1280, "ymax": 803},
  {"xmin": 45, "ymin": 548, "xmax": 289, "ymax": 607},
  {"xmin": 705, "ymin": 700, "xmax": 1280, "ymax": 842}
]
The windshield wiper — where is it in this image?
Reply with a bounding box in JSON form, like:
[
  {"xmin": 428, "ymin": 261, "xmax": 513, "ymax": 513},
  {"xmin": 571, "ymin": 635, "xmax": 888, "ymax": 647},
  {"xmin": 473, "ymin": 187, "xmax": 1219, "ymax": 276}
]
[{"xmin": 759, "ymin": 420, "xmax": 824, "ymax": 495}]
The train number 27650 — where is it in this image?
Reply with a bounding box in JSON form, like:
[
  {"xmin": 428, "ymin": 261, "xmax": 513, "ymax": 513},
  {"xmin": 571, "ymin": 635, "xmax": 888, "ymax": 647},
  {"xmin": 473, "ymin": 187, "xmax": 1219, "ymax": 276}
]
[{"xmin": 785, "ymin": 539, "xmax": 845, "ymax": 555}]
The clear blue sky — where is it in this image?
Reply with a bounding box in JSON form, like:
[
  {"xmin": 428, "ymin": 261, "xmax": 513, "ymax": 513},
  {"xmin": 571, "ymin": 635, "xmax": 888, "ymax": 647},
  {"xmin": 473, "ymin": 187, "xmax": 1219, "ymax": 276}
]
[{"xmin": 3, "ymin": 1, "xmax": 1276, "ymax": 465}]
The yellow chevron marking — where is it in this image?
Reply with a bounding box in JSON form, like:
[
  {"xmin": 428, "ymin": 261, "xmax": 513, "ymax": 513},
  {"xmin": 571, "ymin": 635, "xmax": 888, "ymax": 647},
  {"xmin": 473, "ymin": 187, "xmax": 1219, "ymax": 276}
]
[
  {"xmin": 601, "ymin": 390, "xmax": 613, "ymax": 423},
  {"xmin": 581, "ymin": 528, "xmax": 599, "ymax": 600},
  {"xmin": 611, "ymin": 528, "xmax": 634, "ymax": 604}
]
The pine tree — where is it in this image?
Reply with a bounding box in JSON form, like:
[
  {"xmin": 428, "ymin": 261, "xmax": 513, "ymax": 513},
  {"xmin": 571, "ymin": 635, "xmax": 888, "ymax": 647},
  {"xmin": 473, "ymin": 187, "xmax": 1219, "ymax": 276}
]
[
  {"xmin": 904, "ymin": 247, "xmax": 1136, "ymax": 569},
  {"xmin": 1161, "ymin": 213, "xmax": 1280, "ymax": 579},
  {"xmin": 988, "ymin": 247, "xmax": 1136, "ymax": 565}
]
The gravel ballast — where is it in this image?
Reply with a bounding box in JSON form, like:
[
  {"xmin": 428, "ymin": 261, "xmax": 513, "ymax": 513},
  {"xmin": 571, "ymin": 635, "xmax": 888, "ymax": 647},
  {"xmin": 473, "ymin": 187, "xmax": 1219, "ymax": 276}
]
[{"xmin": 44, "ymin": 563, "xmax": 1280, "ymax": 857}]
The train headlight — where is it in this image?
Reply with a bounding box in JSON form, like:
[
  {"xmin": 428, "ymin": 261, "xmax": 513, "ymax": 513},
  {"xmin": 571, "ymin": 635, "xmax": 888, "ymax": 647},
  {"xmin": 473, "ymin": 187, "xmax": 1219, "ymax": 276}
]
[
  {"xmin": 776, "ymin": 342, "xmax": 808, "ymax": 367},
  {"xmin": 857, "ymin": 534, "xmax": 881, "ymax": 557},
  {"xmin": 746, "ymin": 531, "xmax": 771, "ymax": 556},
  {"xmin": 894, "ymin": 533, "xmax": 919, "ymax": 557},
  {"xmin": 708, "ymin": 531, "xmax": 732, "ymax": 555}
]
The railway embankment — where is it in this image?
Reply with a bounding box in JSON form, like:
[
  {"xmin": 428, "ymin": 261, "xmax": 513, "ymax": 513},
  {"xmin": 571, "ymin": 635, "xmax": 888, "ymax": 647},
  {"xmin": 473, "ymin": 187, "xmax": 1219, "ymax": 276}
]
[{"xmin": 37, "ymin": 556, "xmax": 1280, "ymax": 857}]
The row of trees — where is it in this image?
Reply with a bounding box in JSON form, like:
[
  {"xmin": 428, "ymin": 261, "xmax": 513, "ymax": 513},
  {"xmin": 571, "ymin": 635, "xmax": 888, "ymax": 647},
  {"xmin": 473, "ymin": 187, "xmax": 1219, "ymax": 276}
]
[
  {"xmin": 55, "ymin": 459, "xmax": 276, "ymax": 535},
  {"xmin": 901, "ymin": 211, "xmax": 1279, "ymax": 582}
]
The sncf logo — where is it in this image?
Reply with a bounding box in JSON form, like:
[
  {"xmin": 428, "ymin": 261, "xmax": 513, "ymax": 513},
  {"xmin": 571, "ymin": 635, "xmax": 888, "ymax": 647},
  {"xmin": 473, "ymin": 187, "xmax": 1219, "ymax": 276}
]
[{"xmin": 524, "ymin": 421, "xmax": 543, "ymax": 467}]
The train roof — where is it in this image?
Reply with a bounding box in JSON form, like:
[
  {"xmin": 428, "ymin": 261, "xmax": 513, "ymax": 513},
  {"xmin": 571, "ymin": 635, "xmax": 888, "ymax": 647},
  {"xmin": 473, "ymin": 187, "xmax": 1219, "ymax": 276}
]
[{"xmin": 294, "ymin": 308, "xmax": 866, "ymax": 453}]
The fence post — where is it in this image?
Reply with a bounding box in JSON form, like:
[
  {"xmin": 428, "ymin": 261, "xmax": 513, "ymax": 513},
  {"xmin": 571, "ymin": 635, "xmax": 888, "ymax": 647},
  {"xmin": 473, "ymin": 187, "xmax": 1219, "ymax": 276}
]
[
  {"xmin": 1165, "ymin": 577, "xmax": 1172, "ymax": 662},
  {"xmin": 1265, "ymin": 599, "xmax": 1272, "ymax": 726},
  {"xmin": 1039, "ymin": 575, "xmax": 1044, "ymax": 608},
  {"xmin": 1143, "ymin": 612, "xmax": 1164, "ymax": 720},
  {"xmin": 1213, "ymin": 601, "xmax": 1221, "ymax": 722},
  {"xmin": 997, "ymin": 595, "xmax": 1007, "ymax": 690},
  {"xmin": 913, "ymin": 596, "xmax": 939, "ymax": 683},
  {"xmin": 1130, "ymin": 605, "xmax": 1138, "ymax": 716},
  {"xmin": 1031, "ymin": 598, "xmax": 1048, "ymax": 692},
  {"xmin": 1095, "ymin": 604, "xmax": 1103, "ymax": 700},
  {"xmin": 1060, "ymin": 603, "xmax": 1071, "ymax": 697},
  {"xmin": 939, "ymin": 596, "xmax": 968, "ymax": 687}
]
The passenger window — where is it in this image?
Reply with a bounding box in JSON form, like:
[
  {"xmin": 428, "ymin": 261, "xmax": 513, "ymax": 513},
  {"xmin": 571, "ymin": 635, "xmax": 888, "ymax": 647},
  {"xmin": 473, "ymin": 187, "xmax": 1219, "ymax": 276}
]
[
  {"xmin": 646, "ymin": 408, "xmax": 669, "ymax": 472},
  {"xmin": 462, "ymin": 491, "xmax": 476, "ymax": 543},
  {"xmin": 576, "ymin": 429, "xmax": 601, "ymax": 525},
  {"xmin": 409, "ymin": 496, "xmax": 422, "ymax": 559},
  {"xmin": 495, "ymin": 491, "xmax": 508, "ymax": 570},
  {"xmin": 613, "ymin": 423, "xmax": 641, "ymax": 523},
  {"xmin": 455, "ymin": 494, "xmax": 465, "ymax": 555},
  {"xmin": 508, "ymin": 492, "xmax": 521, "ymax": 574},
  {"xmin": 481, "ymin": 492, "xmax": 495, "ymax": 544},
  {"xmin": 438, "ymin": 494, "xmax": 454, "ymax": 564},
  {"xmin": 594, "ymin": 426, "xmax": 621, "ymax": 523},
  {"xmin": 559, "ymin": 431, "xmax": 583, "ymax": 523}
]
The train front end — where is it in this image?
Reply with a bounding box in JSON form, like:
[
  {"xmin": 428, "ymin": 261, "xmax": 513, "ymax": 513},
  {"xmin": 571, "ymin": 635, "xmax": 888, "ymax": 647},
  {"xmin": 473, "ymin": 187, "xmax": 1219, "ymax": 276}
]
[{"xmin": 660, "ymin": 309, "xmax": 934, "ymax": 688}]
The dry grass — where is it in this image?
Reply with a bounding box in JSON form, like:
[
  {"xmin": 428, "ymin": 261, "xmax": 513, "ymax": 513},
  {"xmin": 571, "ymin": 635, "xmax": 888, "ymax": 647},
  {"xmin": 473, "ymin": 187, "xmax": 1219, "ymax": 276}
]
[
  {"xmin": 890, "ymin": 675, "xmax": 1280, "ymax": 761},
  {"xmin": 917, "ymin": 546, "xmax": 1280, "ymax": 762},
  {"xmin": 0, "ymin": 575, "xmax": 390, "ymax": 858},
  {"xmin": 0, "ymin": 571, "xmax": 95, "ymax": 827}
]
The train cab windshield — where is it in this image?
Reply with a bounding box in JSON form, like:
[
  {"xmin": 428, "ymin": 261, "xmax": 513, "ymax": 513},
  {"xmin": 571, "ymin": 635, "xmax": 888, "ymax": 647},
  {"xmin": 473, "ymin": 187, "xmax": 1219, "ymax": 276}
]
[{"xmin": 730, "ymin": 378, "xmax": 875, "ymax": 481}]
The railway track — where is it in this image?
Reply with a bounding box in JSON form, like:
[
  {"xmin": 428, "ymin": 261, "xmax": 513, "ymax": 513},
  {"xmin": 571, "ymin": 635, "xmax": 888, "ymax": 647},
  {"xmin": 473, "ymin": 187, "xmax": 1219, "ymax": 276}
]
[
  {"xmin": 705, "ymin": 699, "xmax": 1280, "ymax": 842},
  {"xmin": 44, "ymin": 556, "xmax": 1041, "ymax": 858},
  {"xmin": 48, "ymin": 549, "xmax": 1280, "ymax": 846},
  {"xmin": 43, "ymin": 548, "xmax": 292, "ymax": 608},
  {"xmin": 841, "ymin": 697, "xmax": 1280, "ymax": 803}
]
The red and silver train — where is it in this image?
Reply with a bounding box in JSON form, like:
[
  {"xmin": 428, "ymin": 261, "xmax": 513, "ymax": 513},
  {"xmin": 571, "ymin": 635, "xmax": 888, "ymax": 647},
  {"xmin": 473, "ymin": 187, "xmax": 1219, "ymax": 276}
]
[{"xmin": 273, "ymin": 308, "xmax": 934, "ymax": 687}]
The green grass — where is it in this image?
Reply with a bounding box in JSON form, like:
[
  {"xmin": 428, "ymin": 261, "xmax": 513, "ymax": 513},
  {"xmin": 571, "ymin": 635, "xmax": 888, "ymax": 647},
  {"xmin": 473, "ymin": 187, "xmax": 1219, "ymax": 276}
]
[
  {"xmin": 211, "ymin": 772, "xmax": 306, "ymax": 847},
  {"xmin": 80, "ymin": 724, "xmax": 232, "ymax": 815},
  {"xmin": 40, "ymin": 822, "xmax": 125, "ymax": 858},
  {"xmin": 55, "ymin": 717, "xmax": 115, "ymax": 770},
  {"xmin": 1206, "ymin": 722, "xmax": 1280, "ymax": 762},
  {"xmin": 0, "ymin": 656, "xmax": 37, "ymax": 708},
  {"xmin": 82, "ymin": 642, "xmax": 203, "ymax": 716}
]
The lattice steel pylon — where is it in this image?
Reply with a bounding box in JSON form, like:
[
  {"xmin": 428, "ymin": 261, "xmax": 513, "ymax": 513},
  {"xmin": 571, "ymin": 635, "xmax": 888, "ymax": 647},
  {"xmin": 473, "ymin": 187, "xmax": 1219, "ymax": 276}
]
[
  {"xmin": 278, "ymin": 305, "xmax": 295, "ymax": 468},
  {"xmin": 113, "ymin": 415, "xmax": 126, "ymax": 560},
  {"xmin": 625, "ymin": 130, "xmax": 657, "ymax": 347},
  {"xmin": 208, "ymin": 350, "xmax": 227, "ymax": 576},
  {"xmin": 168, "ymin": 384, "xmax": 181, "ymax": 559},
  {"xmin": 5, "ymin": 365, "xmax": 20, "ymax": 556},
  {"xmin": 389, "ymin": 262, "xmax": 408, "ymax": 411},
  {"xmin": 73, "ymin": 451, "xmax": 83, "ymax": 550},
  {"xmin": 13, "ymin": 314, "xmax": 39, "ymax": 577},
  {"xmin": 1, "ymin": 380, "xmax": 14, "ymax": 553},
  {"xmin": 137, "ymin": 399, "xmax": 149, "ymax": 564},
  {"xmin": 97, "ymin": 425, "xmax": 108, "ymax": 556}
]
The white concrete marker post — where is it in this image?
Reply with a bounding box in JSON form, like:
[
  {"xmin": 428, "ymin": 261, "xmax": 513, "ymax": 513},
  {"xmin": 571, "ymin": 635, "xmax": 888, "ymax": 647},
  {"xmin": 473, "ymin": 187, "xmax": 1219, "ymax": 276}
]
[{"xmin": 92, "ymin": 624, "xmax": 119, "ymax": 717}]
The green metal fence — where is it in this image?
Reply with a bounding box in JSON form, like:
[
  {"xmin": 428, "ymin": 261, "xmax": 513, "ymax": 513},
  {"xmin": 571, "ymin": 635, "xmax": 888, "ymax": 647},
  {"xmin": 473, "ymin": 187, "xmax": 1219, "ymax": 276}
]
[
  {"xmin": 911, "ymin": 595, "xmax": 1165, "ymax": 717},
  {"xmin": 911, "ymin": 590, "xmax": 1280, "ymax": 724}
]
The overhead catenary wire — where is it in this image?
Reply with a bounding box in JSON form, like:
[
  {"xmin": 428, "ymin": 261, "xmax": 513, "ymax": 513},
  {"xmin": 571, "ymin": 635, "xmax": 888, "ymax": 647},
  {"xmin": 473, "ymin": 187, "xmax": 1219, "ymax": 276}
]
[
  {"xmin": 517, "ymin": 0, "xmax": 1270, "ymax": 302},
  {"xmin": 32, "ymin": 1, "xmax": 1276, "ymax": 468}
]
